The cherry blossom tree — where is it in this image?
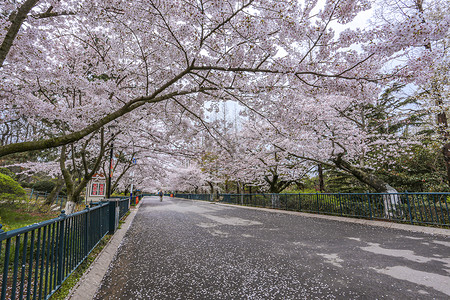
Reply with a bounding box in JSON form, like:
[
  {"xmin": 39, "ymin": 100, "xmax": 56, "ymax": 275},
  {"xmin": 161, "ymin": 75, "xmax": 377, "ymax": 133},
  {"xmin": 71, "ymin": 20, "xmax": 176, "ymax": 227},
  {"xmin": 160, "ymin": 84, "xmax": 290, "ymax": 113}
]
[
  {"xmin": 59, "ymin": 129, "xmax": 106, "ymax": 213},
  {"xmin": 1, "ymin": 0, "xmax": 448, "ymax": 202},
  {"xmin": 370, "ymin": 0, "xmax": 450, "ymax": 182},
  {"xmin": 165, "ymin": 162, "xmax": 210, "ymax": 194},
  {"xmin": 1, "ymin": 0, "xmax": 408, "ymax": 157}
]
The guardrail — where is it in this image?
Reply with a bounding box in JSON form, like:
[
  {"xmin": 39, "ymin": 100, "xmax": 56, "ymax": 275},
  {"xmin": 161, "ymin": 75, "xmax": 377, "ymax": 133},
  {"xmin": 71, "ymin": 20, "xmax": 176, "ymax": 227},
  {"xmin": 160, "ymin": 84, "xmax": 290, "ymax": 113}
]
[
  {"xmin": 26, "ymin": 190, "xmax": 67, "ymax": 209},
  {"xmin": 175, "ymin": 194, "xmax": 211, "ymax": 201},
  {"xmin": 175, "ymin": 192, "xmax": 450, "ymax": 227},
  {"xmin": 117, "ymin": 197, "xmax": 130, "ymax": 220},
  {"xmin": 0, "ymin": 198, "xmax": 130, "ymax": 300}
]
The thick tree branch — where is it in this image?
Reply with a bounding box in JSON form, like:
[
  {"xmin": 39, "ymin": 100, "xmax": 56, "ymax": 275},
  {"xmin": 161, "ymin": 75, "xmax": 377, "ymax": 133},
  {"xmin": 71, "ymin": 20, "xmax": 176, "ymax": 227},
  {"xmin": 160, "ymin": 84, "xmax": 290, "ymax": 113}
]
[
  {"xmin": 0, "ymin": 80, "xmax": 217, "ymax": 157},
  {"xmin": 192, "ymin": 63, "xmax": 382, "ymax": 82},
  {"xmin": 0, "ymin": 0, "xmax": 40, "ymax": 68},
  {"xmin": 33, "ymin": 10, "xmax": 76, "ymax": 19}
]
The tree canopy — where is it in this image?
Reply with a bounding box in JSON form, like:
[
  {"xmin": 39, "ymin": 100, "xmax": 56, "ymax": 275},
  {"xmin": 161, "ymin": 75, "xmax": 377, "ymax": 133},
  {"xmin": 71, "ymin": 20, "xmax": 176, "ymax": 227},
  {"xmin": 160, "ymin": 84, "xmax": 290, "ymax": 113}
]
[{"xmin": 1, "ymin": 0, "xmax": 449, "ymax": 195}]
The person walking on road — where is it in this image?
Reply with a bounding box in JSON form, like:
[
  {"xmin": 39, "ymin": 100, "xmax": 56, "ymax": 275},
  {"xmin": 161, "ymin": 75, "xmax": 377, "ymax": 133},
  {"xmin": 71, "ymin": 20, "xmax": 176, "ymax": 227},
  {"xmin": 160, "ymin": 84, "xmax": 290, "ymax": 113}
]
[{"xmin": 159, "ymin": 190, "xmax": 163, "ymax": 202}]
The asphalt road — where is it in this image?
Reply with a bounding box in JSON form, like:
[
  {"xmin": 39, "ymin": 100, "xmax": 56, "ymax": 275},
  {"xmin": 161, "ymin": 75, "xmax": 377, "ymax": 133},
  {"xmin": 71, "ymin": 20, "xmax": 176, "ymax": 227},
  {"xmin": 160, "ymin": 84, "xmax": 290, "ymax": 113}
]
[{"xmin": 95, "ymin": 196, "xmax": 450, "ymax": 299}]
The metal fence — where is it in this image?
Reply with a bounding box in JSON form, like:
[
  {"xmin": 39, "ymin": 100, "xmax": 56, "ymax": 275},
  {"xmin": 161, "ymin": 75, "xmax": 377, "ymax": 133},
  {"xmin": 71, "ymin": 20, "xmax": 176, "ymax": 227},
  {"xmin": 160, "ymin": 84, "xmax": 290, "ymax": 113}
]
[
  {"xmin": 175, "ymin": 194, "xmax": 212, "ymax": 201},
  {"xmin": 26, "ymin": 190, "xmax": 68, "ymax": 209},
  {"xmin": 118, "ymin": 198, "xmax": 130, "ymax": 220},
  {"xmin": 0, "ymin": 198, "xmax": 130, "ymax": 300},
  {"xmin": 176, "ymin": 192, "xmax": 450, "ymax": 227}
]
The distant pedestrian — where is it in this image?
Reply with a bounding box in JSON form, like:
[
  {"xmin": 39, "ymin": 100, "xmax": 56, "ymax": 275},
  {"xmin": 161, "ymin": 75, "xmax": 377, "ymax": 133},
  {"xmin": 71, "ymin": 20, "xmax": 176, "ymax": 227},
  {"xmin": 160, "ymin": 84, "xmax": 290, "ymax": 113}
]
[{"xmin": 159, "ymin": 190, "xmax": 163, "ymax": 201}]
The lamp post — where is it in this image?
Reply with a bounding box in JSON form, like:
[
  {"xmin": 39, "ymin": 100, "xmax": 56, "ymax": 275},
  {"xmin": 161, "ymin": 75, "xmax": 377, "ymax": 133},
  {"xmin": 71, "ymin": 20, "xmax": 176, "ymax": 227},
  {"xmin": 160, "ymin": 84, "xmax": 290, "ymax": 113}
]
[
  {"xmin": 107, "ymin": 124, "xmax": 117, "ymax": 199},
  {"xmin": 129, "ymin": 170, "xmax": 134, "ymax": 204}
]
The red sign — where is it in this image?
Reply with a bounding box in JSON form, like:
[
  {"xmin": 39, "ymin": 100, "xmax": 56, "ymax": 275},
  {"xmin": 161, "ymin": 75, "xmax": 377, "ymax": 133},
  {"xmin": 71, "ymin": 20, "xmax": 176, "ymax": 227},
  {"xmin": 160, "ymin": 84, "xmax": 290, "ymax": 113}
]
[
  {"xmin": 91, "ymin": 183, "xmax": 106, "ymax": 196},
  {"xmin": 98, "ymin": 183, "xmax": 105, "ymax": 196},
  {"xmin": 92, "ymin": 183, "xmax": 98, "ymax": 195}
]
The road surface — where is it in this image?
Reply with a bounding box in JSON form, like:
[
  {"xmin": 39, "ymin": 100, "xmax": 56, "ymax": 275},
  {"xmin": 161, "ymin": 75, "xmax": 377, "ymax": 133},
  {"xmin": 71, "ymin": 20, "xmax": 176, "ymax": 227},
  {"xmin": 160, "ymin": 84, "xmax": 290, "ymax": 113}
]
[{"xmin": 95, "ymin": 196, "xmax": 450, "ymax": 299}]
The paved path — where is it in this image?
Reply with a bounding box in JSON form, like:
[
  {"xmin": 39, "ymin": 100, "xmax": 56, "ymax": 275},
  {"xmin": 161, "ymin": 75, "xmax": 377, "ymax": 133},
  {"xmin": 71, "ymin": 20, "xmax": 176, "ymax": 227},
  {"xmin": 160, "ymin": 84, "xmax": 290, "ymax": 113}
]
[{"xmin": 95, "ymin": 197, "xmax": 450, "ymax": 299}]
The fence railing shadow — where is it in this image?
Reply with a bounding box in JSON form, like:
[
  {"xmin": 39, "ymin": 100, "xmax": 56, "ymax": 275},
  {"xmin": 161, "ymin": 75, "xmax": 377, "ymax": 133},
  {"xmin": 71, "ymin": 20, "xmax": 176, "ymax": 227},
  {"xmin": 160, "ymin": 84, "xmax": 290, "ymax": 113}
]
[
  {"xmin": 0, "ymin": 198, "xmax": 130, "ymax": 299},
  {"xmin": 175, "ymin": 192, "xmax": 450, "ymax": 227}
]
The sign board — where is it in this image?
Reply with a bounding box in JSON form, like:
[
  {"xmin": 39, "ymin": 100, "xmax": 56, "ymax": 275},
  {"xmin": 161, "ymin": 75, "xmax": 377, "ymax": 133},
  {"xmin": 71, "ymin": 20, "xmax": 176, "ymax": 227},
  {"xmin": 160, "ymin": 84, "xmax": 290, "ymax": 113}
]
[{"xmin": 86, "ymin": 173, "xmax": 107, "ymax": 203}]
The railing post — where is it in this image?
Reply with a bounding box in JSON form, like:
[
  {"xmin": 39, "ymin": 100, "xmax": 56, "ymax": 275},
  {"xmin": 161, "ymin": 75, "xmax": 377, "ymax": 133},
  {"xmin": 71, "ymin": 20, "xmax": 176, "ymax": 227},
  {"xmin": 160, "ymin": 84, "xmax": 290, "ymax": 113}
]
[
  {"xmin": 84, "ymin": 205, "xmax": 89, "ymax": 256},
  {"xmin": 405, "ymin": 191, "xmax": 413, "ymax": 225},
  {"xmin": 109, "ymin": 200, "xmax": 119, "ymax": 234},
  {"xmin": 1, "ymin": 224, "xmax": 11, "ymax": 300},
  {"xmin": 338, "ymin": 193, "xmax": 342, "ymax": 216},
  {"xmin": 316, "ymin": 192, "xmax": 320, "ymax": 214},
  {"xmin": 57, "ymin": 210, "xmax": 66, "ymax": 285},
  {"xmin": 367, "ymin": 192, "xmax": 373, "ymax": 220},
  {"xmin": 0, "ymin": 224, "xmax": 5, "ymax": 240}
]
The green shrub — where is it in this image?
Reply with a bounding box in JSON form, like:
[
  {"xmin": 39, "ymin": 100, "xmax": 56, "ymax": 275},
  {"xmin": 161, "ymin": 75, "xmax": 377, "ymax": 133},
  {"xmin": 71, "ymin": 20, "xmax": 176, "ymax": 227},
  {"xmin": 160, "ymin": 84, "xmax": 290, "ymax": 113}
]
[
  {"xmin": 32, "ymin": 180, "xmax": 56, "ymax": 193},
  {"xmin": 283, "ymin": 188, "xmax": 321, "ymax": 194},
  {"xmin": 0, "ymin": 167, "xmax": 16, "ymax": 179},
  {"xmin": 0, "ymin": 173, "xmax": 26, "ymax": 196},
  {"xmin": 19, "ymin": 181, "xmax": 33, "ymax": 188}
]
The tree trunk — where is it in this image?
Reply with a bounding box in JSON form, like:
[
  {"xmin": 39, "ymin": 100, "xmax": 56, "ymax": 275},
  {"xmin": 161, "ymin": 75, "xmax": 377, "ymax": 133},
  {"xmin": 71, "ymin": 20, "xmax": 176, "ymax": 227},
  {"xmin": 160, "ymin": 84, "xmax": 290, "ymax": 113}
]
[
  {"xmin": 333, "ymin": 154, "xmax": 397, "ymax": 193},
  {"xmin": 237, "ymin": 182, "xmax": 244, "ymax": 204},
  {"xmin": 271, "ymin": 193, "xmax": 280, "ymax": 208},
  {"xmin": 64, "ymin": 194, "xmax": 77, "ymax": 215},
  {"xmin": 318, "ymin": 164, "xmax": 325, "ymax": 192},
  {"xmin": 332, "ymin": 154, "xmax": 400, "ymax": 218},
  {"xmin": 45, "ymin": 176, "xmax": 64, "ymax": 205},
  {"xmin": 437, "ymin": 105, "xmax": 450, "ymax": 185},
  {"xmin": 207, "ymin": 181, "xmax": 214, "ymax": 201},
  {"xmin": 443, "ymin": 143, "xmax": 450, "ymax": 185},
  {"xmin": 264, "ymin": 174, "xmax": 291, "ymax": 194}
]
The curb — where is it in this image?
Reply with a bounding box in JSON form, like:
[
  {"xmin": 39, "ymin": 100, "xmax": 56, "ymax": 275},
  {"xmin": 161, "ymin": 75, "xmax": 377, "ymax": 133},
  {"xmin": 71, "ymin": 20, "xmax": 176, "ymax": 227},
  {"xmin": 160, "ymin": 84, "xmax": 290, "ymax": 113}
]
[
  {"xmin": 66, "ymin": 200, "xmax": 143, "ymax": 300},
  {"xmin": 176, "ymin": 199, "xmax": 450, "ymax": 237}
]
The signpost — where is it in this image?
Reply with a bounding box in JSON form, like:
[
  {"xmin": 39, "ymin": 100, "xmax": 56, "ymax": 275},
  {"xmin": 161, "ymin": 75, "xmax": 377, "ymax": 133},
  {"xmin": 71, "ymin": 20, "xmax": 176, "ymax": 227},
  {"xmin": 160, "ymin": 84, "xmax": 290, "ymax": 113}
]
[
  {"xmin": 130, "ymin": 159, "xmax": 136, "ymax": 205},
  {"xmin": 86, "ymin": 173, "xmax": 107, "ymax": 204}
]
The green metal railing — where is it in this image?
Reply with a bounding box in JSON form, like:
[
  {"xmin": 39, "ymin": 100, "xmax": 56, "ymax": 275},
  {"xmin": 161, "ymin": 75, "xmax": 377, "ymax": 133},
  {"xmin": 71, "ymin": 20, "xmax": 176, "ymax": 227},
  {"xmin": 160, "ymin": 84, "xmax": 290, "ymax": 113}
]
[
  {"xmin": 26, "ymin": 190, "xmax": 68, "ymax": 209},
  {"xmin": 0, "ymin": 198, "xmax": 130, "ymax": 300},
  {"xmin": 175, "ymin": 192, "xmax": 450, "ymax": 227},
  {"xmin": 118, "ymin": 198, "xmax": 130, "ymax": 220},
  {"xmin": 174, "ymin": 193, "xmax": 211, "ymax": 201}
]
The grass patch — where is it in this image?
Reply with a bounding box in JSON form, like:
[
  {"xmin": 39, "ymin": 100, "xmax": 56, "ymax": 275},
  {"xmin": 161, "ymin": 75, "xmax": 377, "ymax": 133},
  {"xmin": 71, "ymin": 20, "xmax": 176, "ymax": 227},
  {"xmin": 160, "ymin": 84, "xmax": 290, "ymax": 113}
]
[
  {"xmin": 0, "ymin": 202, "xmax": 91, "ymax": 232},
  {"xmin": 118, "ymin": 211, "xmax": 131, "ymax": 229},
  {"xmin": 0, "ymin": 203, "xmax": 60, "ymax": 231},
  {"xmin": 48, "ymin": 234, "xmax": 112, "ymax": 300}
]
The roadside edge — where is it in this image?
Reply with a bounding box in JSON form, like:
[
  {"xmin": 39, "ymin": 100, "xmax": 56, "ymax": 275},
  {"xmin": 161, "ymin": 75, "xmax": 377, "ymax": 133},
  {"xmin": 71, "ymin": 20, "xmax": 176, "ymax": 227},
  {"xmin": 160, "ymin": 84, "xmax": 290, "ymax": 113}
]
[
  {"xmin": 200, "ymin": 200, "xmax": 450, "ymax": 237},
  {"xmin": 66, "ymin": 199, "xmax": 143, "ymax": 300}
]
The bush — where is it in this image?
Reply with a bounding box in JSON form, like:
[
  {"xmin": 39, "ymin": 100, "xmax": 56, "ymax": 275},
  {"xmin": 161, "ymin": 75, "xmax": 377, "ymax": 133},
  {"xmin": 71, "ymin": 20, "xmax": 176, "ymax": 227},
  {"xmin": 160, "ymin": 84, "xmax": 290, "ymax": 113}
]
[
  {"xmin": 0, "ymin": 167, "xmax": 16, "ymax": 179},
  {"xmin": 19, "ymin": 181, "xmax": 33, "ymax": 188},
  {"xmin": 0, "ymin": 173, "xmax": 26, "ymax": 196},
  {"xmin": 32, "ymin": 180, "xmax": 56, "ymax": 193},
  {"xmin": 283, "ymin": 188, "xmax": 321, "ymax": 194}
]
